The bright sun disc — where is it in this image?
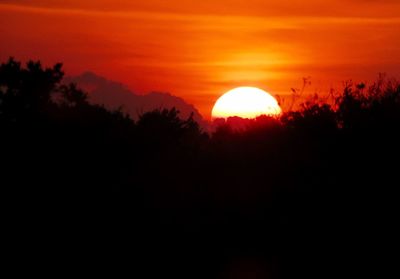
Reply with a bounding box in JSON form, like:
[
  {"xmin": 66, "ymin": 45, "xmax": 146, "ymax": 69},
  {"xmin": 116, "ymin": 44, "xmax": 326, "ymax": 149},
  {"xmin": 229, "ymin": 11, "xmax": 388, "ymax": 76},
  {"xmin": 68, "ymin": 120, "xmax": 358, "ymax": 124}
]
[{"xmin": 212, "ymin": 87, "xmax": 282, "ymax": 119}]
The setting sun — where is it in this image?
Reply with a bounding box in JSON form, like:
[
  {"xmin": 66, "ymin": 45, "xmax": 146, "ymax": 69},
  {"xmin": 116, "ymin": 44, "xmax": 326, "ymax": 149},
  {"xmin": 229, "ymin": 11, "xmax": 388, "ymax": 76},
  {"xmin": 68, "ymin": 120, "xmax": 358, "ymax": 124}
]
[
  {"xmin": 212, "ymin": 87, "xmax": 282, "ymax": 119},
  {"xmin": 1, "ymin": 0, "xmax": 399, "ymax": 277}
]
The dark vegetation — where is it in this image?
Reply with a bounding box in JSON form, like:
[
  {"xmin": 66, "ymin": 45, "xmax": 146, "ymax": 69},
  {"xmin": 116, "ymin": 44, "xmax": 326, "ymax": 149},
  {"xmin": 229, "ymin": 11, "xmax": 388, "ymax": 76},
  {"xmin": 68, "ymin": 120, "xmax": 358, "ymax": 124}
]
[
  {"xmin": 63, "ymin": 71, "xmax": 206, "ymax": 126},
  {"xmin": 2, "ymin": 58, "xmax": 399, "ymax": 278}
]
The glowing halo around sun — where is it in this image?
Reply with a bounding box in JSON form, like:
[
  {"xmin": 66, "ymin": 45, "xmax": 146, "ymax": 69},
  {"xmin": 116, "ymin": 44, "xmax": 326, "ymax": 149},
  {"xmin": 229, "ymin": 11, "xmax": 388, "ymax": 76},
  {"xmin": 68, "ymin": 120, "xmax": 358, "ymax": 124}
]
[{"xmin": 211, "ymin": 87, "xmax": 282, "ymax": 119}]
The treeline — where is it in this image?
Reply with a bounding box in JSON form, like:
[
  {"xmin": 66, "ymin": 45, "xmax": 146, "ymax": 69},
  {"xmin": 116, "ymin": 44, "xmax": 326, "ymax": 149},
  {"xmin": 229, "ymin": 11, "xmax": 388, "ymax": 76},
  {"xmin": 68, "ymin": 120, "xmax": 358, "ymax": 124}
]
[{"xmin": 2, "ymin": 58, "xmax": 399, "ymax": 278}]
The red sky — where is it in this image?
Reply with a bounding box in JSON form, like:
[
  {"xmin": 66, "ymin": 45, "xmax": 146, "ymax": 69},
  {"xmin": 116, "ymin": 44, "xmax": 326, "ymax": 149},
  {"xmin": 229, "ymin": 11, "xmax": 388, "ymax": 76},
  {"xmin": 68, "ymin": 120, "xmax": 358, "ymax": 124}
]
[{"xmin": 1, "ymin": 0, "xmax": 400, "ymax": 118}]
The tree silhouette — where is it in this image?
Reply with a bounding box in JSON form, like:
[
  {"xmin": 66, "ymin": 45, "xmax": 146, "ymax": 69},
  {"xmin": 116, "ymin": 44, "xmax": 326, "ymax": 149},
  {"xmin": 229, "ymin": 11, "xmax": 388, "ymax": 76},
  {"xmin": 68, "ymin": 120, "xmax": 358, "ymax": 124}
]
[
  {"xmin": 1, "ymin": 57, "xmax": 398, "ymax": 279},
  {"xmin": 59, "ymin": 83, "xmax": 88, "ymax": 107}
]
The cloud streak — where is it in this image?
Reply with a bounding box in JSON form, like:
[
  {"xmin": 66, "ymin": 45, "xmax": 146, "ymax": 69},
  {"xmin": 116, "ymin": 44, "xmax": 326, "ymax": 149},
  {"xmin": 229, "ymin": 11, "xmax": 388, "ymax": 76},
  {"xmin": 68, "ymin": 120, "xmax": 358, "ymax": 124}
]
[{"xmin": 1, "ymin": 1, "xmax": 400, "ymax": 118}]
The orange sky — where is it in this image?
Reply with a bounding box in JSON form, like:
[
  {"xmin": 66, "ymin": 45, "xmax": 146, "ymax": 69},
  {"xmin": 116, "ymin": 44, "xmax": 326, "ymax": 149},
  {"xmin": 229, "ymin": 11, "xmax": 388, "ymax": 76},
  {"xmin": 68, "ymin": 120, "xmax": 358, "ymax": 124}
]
[{"xmin": 1, "ymin": 1, "xmax": 400, "ymax": 118}]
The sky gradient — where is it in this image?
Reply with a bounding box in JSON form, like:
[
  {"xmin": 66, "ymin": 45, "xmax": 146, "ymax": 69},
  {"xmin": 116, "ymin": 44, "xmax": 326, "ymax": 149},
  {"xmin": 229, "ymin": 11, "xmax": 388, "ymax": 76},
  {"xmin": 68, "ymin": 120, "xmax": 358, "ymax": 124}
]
[{"xmin": 1, "ymin": 0, "xmax": 400, "ymax": 118}]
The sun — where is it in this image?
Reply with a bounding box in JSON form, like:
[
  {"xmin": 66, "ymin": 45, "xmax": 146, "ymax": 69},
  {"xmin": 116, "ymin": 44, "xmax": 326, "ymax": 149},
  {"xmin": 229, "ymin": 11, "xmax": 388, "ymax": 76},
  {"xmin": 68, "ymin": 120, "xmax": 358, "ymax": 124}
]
[{"xmin": 212, "ymin": 87, "xmax": 282, "ymax": 119}]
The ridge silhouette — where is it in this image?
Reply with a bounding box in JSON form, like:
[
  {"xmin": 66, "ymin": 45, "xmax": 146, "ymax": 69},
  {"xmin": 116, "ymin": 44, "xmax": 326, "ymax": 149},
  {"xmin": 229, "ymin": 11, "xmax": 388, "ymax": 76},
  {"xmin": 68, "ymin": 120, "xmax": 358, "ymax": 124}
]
[
  {"xmin": 63, "ymin": 71, "xmax": 208, "ymax": 129},
  {"xmin": 1, "ymin": 58, "xmax": 398, "ymax": 278}
]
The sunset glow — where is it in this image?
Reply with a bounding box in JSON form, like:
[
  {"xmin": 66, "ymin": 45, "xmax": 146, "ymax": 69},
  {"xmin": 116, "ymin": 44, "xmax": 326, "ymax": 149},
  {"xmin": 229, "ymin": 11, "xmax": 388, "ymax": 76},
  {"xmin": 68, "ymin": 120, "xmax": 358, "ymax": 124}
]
[
  {"xmin": 1, "ymin": 1, "xmax": 400, "ymax": 119},
  {"xmin": 212, "ymin": 87, "xmax": 281, "ymax": 119},
  {"xmin": 1, "ymin": 1, "xmax": 399, "ymax": 277}
]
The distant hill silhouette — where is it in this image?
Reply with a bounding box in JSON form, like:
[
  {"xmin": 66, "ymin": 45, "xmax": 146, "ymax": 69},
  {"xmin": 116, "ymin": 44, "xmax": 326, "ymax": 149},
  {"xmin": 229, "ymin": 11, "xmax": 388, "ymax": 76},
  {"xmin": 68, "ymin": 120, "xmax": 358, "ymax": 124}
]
[
  {"xmin": 2, "ymin": 57, "xmax": 399, "ymax": 279},
  {"xmin": 64, "ymin": 71, "xmax": 208, "ymax": 128}
]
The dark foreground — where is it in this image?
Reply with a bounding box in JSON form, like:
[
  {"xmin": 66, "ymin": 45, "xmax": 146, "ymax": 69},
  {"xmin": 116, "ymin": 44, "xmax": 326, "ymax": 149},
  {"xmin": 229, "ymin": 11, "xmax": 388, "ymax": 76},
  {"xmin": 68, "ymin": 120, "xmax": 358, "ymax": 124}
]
[{"xmin": 2, "ymin": 59, "xmax": 398, "ymax": 278}]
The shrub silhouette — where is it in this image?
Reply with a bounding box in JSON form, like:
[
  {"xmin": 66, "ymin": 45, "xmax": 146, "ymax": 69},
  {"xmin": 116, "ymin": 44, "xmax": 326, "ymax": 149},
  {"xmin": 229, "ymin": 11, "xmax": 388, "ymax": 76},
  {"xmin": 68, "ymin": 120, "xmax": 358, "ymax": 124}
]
[{"xmin": 1, "ymin": 58, "xmax": 398, "ymax": 278}]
